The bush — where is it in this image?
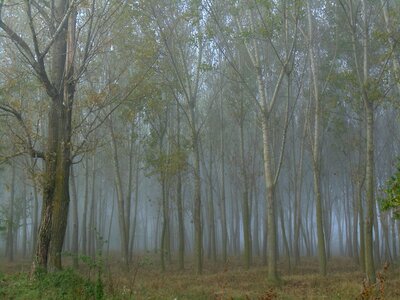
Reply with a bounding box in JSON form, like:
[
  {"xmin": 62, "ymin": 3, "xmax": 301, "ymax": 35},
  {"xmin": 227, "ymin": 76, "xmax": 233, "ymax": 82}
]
[
  {"xmin": 1, "ymin": 268, "xmax": 102, "ymax": 300},
  {"xmin": 380, "ymin": 160, "xmax": 400, "ymax": 219}
]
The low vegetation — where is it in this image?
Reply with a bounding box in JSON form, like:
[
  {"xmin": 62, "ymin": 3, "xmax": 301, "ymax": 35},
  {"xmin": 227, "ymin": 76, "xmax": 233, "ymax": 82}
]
[{"xmin": 1, "ymin": 257, "xmax": 399, "ymax": 299}]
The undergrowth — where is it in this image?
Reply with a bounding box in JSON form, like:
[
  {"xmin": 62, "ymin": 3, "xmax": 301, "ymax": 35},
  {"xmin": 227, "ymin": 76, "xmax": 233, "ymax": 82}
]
[
  {"xmin": 1, "ymin": 257, "xmax": 400, "ymax": 299},
  {"xmin": 0, "ymin": 268, "xmax": 100, "ymax": 300}
]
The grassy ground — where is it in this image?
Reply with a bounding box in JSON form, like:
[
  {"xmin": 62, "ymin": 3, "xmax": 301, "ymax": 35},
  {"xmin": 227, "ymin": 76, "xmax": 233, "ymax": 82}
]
[{"xmin": 1, "ymin": 255, "xmax": 399, "ymax": 299}]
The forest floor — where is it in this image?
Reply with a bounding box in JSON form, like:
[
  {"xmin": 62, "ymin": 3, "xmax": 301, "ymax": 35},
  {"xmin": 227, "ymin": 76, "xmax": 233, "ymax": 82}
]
[{"xmin": 1, "ymin": 254, "xmax": 400, "ymax": 299}]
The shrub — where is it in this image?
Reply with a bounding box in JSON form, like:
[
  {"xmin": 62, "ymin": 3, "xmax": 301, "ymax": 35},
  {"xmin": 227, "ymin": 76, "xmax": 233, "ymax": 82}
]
[{"xmin": 1, "ymin": 268, "xmax": 101, "ymax": 300}]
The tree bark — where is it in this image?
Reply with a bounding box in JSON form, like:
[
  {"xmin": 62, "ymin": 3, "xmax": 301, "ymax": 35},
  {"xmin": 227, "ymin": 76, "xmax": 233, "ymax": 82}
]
[
  {"xmin": 239, "ymin": 116, "xmax": 252, "ymax": 269},
  {"xmin": 109, "ymin": 119, "xmax": 130, "ymax": 268},
  {"xmin": 70, "ymin": 165, "xmax": 79, "ymax": 268},
  {"xmin": 307, "ymin": 0, "xmax": 327, "ymax": 276}
]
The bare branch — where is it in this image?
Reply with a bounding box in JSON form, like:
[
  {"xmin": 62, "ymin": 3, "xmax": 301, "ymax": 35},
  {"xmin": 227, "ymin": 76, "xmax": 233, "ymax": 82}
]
[
  {"xmin": 39, "ymin": 0, "xmax": 77, "ymax": 59},
  {"xmin": 25, "ymin": 0, "xmax": 43, "ymax": 60},
  {"xmin": 0, "ymin": 104, "xmax": 45, "ymax": 160},
  {"xmin": 31, "ymin": 0, "xmax": 55, "ymax": 32}
]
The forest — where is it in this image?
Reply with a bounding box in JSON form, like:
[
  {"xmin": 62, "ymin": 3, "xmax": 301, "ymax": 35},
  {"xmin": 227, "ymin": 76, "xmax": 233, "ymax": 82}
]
[{"xmin": 0, "ymin": 0, "xmax": 400, "ymax": 299}]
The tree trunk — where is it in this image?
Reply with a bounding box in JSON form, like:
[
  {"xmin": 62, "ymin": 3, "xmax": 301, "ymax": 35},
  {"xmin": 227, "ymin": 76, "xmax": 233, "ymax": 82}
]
[
  {"xmin": 191, "ymin": 113, "xmax": 203, "ymax": 274},
  {"xmin": 307, "ymin": 0, "xmax": 327, "ymax": 276},
  {"xmin": 220, "ymin": 97, "xmax": 228, "ymax": 264},
  {"xmin": 261, "ymin": 117, "xmax": 278, "ymax": 282},
  {"xmin": 176, "ymin": 105, "xmax": 185, "ymax": 270},
  {"xmin": 161, "ymin": 176, "xmax": 168, "ymax": 272},
  {"xmin": 70, "ymin": 165, "xmax": 79, "ymax": 269},
  {"xmin": 6, "ymin": 161, "xmax": 16, "ymax": 262},
  {"xmin": 240, "ymin": 118, "xmax": 252, "ymax": 269},
  {"xmin": 252, "ymin": 181, "xmax": 260, "ymax": 257},
  {"xmin": 31, "ymin": 161, "xmax": 40, "ymax": 258},
  {"xmin": 207, "ymin": 142, "xmax": 217, "ymax": 263},
  {"xmin": 22, "ymin": 180, "xmax": 28, "ymax": 258},
  {"xmin": 82, "ymin": 156, "xmax": 89, "ymax": 255},
  {"xmin": 129, "ymin": 159, "xmax": 140, "ymax": 262},
  {"xmin": 364, "ymin": 100, "xmax": 375, "ymax": 282},
  {"xmin": 88, "ymin": 155, "xmax": 96, "ymax": 258},
  {"xmin": 110, "ymin": 119, "xmax": 130, "ymax": 268}
]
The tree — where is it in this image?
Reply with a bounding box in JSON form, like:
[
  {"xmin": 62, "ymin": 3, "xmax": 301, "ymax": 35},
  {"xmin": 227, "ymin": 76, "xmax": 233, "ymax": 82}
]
[
  {"xmin": 305, "ymin": 0, "xmax": 327, "ymax": 276},
  {"xmin": 210, "ymin": 0, "xmax": 300, "ymax": 281},
  {"xmin": 148, "ymin": 0, "xmax": 208, "ymax": 274},
  {"xmin": 0, "ymin": 0, "xmax": 119, "ymax": 272},
  {"xmin": 338, "ymin": 0, "xmax": 394, "ymax": 282}
]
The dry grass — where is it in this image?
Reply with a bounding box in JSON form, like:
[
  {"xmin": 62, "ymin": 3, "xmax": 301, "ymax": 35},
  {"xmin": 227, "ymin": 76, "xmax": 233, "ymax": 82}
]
[
  {"xmin": 100, "ymin": 255, "xmax": 400, "ymax": 299},
  {"xmin": 1, "ymin": 255, "xmax": 399, "ymax": 299}
]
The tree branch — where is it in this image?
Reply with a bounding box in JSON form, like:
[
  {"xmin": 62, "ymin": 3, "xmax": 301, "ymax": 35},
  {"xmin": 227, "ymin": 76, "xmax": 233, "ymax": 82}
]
[{"xmin": 0, "ymin": 104, "xmax": 45, "ymax": 160}]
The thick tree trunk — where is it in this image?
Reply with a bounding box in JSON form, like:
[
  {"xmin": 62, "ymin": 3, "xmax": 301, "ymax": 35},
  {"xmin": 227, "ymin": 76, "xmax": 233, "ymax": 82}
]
[{"xmin": 33, "ymin": 0, "xmax": 75, "ymax": 273}]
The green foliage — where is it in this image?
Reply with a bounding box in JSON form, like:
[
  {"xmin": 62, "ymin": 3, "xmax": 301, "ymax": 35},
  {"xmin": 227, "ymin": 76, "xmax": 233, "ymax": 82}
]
[
  {"xmin": 145, "ymin": 141, "xmax": 188, "ymax": 180},
  {"xmin": 80, "ymin": 233, "xmax": 106, "ymax": 299},
  {"xmin": 0, "ymin": 269, "xmax": 100, "ymax": 300},
  {"xmin": 380, "ymin": 159, "xmax": 400, "ymax": 219}
]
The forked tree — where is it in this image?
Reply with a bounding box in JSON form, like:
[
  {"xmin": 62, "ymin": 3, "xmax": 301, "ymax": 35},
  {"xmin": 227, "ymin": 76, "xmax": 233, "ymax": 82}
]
[{"xmin": 0, "ymin": 0, "xmax": 119, "ymax": 272}]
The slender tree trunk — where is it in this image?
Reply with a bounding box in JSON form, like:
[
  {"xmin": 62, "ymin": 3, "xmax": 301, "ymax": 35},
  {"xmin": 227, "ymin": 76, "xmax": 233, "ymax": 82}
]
[
  {"xmin": 31, "ymin": 162, "xmax": 40, "ymax": 258},
  {"xmin": 70, "ymin": 166, "xmax": 79, "ymax": 268},
  {"xmin": 176, "ymin": 105, "xmax": 185, "ymax": 270},
  {"xmin": 88, "ymin": 155, "xmax": 96, "ymax": 258},
  {"xmin": 129, "ymin": 159, "xmax": 140, "ymax": 261},
  {"xmin": 355, "ymin": 180, "xmax": 366, "ymax": 272},
  {"xmin": 240, "ymin": 118, "xmax": 252, "ymax": 269},
  {"xmin": 207, "ymin": 141, "xmax": 217, "ymax": 263},
  {"xmin": 381, "ymin": 213, "xmax": 392, "ymax": 262},
  {"xmin": 261, "ymin": 116, "xmax": 278, "ymax": 281},
  {"xmin": 279, "ymin": 198, "xmax": 291, "ymax": 271},
  {"xmin": 110, "ymin": 119, "xmax": 129, "ymax": 268},
  {"xmin": 353, "ymin": 183, "xmax": 359, "ymax": 264},
  {"xmin": 192, "ymin": 123, "xmax": 202, "ymax": 274},
  {"xmin": 364, "ymin": 99, "xmax": 375, "ymax": 282},
  {"xmin": 307, "ymin": 0, "xmax": 327, "ymax": 276},
  {"xmin": 6, "ymin": 162, "xmax": 16, "ymax": 262},
  {"xmin": 22, "ymin": 180, "xmax": 28, "ymax": 258},
  {"xmin": 161, "ymin": 176, "xmax": 168, "ymax": 272},
  {"xmin": 391, "ymin": 216, "xmax": 397, "ymax": 261},
  {"xmin": 106, "ymin": 190, "xmax": 115, "ymax": 259},
  {"xmin": 82, "ymin": 156, "xmax": 89, "ymax": 255},
  {"xmin": 293, "ymin": 118, "xmax": 306, "ymax": 265},
  {"xmin": 220, "ymin": 97, "xmax": 228, "ymax": 264},
  {"xmin": 253, "ymin": 181, "xmax": 260, "ymax": 257}
]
